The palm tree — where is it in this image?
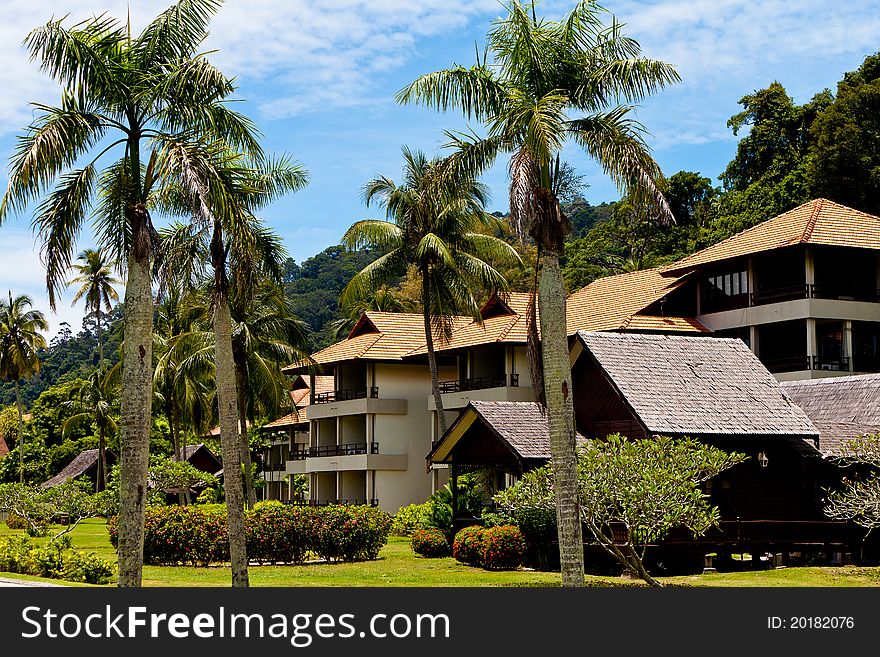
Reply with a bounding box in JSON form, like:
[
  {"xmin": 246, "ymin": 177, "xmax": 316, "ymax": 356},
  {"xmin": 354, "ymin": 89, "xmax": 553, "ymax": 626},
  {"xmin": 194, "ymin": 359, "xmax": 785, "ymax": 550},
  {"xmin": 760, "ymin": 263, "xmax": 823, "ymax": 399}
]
[
  {"xmin": 68, "ymin": 249, "xmax": 120, "ymax": 368},
  {"xmin": 397, "ymin": 0, "xmax": 679, "ymax": 586},
  {"xmin": 61, "ymin": 368, "xmax": 119, "ymax": 492},
  {"xmin": 341, "ymin": 146, "xmax": 520, "ymax": 436},
  {"xmin": 0, "ymin": 1, "xmax": 263, "ymax": 587},
  {"xmin": 231, "ymin": 281, "xmax": 310, "ymax": 508},
  {"xmin": 158, "ymin": 151, "xmax": 308, "ymax": 587},
  {"xmin": 0, "ymin": 292, "xmax": 48, "ymax": 483}
]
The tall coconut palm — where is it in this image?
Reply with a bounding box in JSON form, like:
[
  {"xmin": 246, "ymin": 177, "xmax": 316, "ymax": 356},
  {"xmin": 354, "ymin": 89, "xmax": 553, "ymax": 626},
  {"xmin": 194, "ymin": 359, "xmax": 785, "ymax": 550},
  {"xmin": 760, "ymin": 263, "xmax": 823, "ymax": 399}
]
[
  {"xmin": 231, "ymin": 281, "xmax": 310, "ymax": 508},
  {"xmin": 158, "ymin": 151, "xmax": 308, "ymax": 587},
  {"xmin": 68, "ymin": 249, "xmax": 120, "ymax": 368},
  {"xmin": 341, "ymin": 146, "xmax": 520, "ymax": 436},
  {"xmin": 0, "ymin": 292, "xmax": 48, "ymax": 483},
  {"xmin": 397, "ymin": 0, "xmax": 679, "ymax": 586},
  {"xmin": 0, "ymin": 0, "xmax": 263, "ymax": 587},
  {"xmin": 61, "ymin": 368, "xmax": 119, "ymax": 492}
]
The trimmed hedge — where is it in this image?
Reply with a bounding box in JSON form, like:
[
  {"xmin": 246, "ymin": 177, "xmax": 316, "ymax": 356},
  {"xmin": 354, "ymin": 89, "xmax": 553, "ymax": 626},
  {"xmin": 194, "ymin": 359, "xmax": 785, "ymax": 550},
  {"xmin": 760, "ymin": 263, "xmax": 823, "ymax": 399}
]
[
  {"xmin": 452, "ymin": 525, "xmax": 485, "ymax": 566},
  {"xmin": 479, "ymin": 525, "xmax": 526, "ymax": 571},
  {"xmin": 0, "ymin": 535, "xmax": 115, "ymax": 584},
  {"xmin": 108, "ymin": 504, "xmax": 392, "ymax": 566},
  {"xmin": 411, "ymin": 528, "xmax": 450, "ymax": 558}
]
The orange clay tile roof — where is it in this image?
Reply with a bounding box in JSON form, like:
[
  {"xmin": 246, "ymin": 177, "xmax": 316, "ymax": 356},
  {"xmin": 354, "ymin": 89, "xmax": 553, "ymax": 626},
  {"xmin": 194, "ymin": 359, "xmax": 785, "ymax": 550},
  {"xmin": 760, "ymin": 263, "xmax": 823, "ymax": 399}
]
[
  {"xmin": 263, "ymin": 376, "xmax": 334, "ymax": 428},
  {"xmin": 407, "ymin": 292, "xmax": 534, "ymax": 355},
  {"xmin": 565, "ymin": 267, "xmax": 700, "ymax": 334},
  {"xmin": 283, "ymin": 311, "xmax": 443, "ymax": 372},
  {"xmin": 663, "ymin": 199, "xmax": 880, "ymax": 275}
]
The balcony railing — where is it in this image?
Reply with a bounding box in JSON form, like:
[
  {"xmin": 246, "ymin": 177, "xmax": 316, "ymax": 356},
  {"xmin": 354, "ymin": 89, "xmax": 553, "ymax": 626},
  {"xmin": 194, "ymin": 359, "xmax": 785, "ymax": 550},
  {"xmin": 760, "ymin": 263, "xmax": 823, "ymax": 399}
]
[
  {"xmin": 853, "ymin": 355, "xmax": 880, "ymax": 373},
  {"xmin": 751, "ymin": 284, "xmax": 880, "ymax": 306},
  {"xmin": 309, "ymin": 442, "xmax": 379, "ymax": 457},
  {"xmin": 762, "ymin": 355, "xmax": 812, "ymax": 373},
  {"xmin": 263, "ymin": 463, "xmax": 287, "ymax": 472},
  {"xmin": 282, "ymin": 499, "xmax": 379, "ymax": 507},
  {"xmin": 751, "ymin": 284, "xmax": 811, "ymax": 306},
  {"xmin": 439, "ymin": 373, "xmax": 519, "ymax": 393},
  {"xmin": 313, "ymin": 386, "xmax": 379, "ymax": 404},
  {"xmin": 812, "ymin": 355, "xmax": 849, "ymax": 371}
]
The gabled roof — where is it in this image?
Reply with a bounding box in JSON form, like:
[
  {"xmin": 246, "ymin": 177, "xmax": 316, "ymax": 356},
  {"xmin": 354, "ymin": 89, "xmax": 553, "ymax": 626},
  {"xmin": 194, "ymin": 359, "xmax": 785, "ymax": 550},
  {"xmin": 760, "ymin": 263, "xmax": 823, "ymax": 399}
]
[
  {"xmin": 565, "ymin": 267, "xmax": 704, "ymax": 335},
  {"xmin": 42, "ymin": 449, "xmax": 102, "ymax": 489},
  {"xmin": 575, "ymin": 332, "xmax": 819, "ymax": 438},
  {"xmin": 429, "ymin": 400, "xmax": 587, "ymax": 464},
  {"xmin": 663, "ymin": 199, "xmax": 880, "ymax": 275},
  {"xmin": 284, "ymin": 311, "xmax": 440, "ymax": 372},
  {"xmin": 407, "ymin": 292, "xmax": 533, "ymax": 356},
  {"xmin": 781, "ymin": 374, "xmax": 880, "ymax": 457},
  {"xmin": 263, "ymin": 376, "xmax": 334, "ymax": 429}
]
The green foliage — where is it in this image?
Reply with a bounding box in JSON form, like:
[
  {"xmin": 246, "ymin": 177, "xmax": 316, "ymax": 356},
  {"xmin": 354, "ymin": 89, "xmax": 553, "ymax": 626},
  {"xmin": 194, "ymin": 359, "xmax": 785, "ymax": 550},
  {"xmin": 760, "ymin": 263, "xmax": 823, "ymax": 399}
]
[
  {"xmin": 108, "ymin": 504, "xmax": 392, "ymax": 566},
  {"xmin": 311, "ymin": 505, "xmax": 393, "ymax": 562},
  {"xmin": 824, "ymin": 434, "xmax": 880, "ymax": 531},
  {"xmin": 422, "ymin": 474, "xmax": 486, "ymax": 540},
  {"xmin": 411, "ymin": 528, "xmax": 451, "ymax": 558},
  {"xmin": 5, "ymin": 513, "xmax": 29, "ymax": 530},
  {"xmin": 452, "ymin": 525, "xmax": 484, "ymax": 565},
  {"xmin": 479, "ymin": 525, "xmax": 526, "ymax": 571},
  {"xmin": 47, "ymin": 436, "xmax": 98, "ymax": 476},
  {"xmin": 149, "ymin": 455, "xmax": 218, "ymax": 494},
  {"xmin": 0, "ymin": 405, "xmax": 19, "ymax": 445},
  {"xmin": 0, "ymin": 534, "xmax": 114, "ymax": 584},
  {"xmin": 0, "ymin": 480, "xmax": 97, "ymax": 539},
  {"xmin": 0, "ymin": 436, "xmax": 48, "ymax": 484},
  {"xmin": 391, "ymin": 502, "xmax": 431, "ymax": 536}
]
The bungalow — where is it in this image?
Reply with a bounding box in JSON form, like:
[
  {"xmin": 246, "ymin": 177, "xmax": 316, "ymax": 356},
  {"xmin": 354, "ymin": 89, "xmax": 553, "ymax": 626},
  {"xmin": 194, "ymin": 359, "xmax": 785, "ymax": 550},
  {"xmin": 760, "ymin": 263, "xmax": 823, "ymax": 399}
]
[{"xmin": 42, "ymin": 449, "xmax": 117, "ymax": 490}]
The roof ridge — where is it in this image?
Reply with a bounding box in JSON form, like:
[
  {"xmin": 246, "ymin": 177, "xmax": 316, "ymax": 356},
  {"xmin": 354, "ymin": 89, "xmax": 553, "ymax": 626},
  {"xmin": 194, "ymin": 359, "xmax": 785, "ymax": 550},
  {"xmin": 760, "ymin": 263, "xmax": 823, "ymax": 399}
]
[
  {"xmin": 495, "ymin": 314, "xmax": 522, "ymax": 342},
  {"xmin": 799, "ymin": 198, "xmax": 824, "ymax": 243}
]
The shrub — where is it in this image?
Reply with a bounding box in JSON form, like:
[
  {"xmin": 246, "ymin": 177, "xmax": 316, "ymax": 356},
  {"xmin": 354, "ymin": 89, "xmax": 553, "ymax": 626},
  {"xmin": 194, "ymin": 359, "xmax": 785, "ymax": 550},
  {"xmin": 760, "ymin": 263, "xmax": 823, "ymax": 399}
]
[
  {"xmin": 246, "ymin": 503, "xmax": 316, "ymax": 564},
  {"xmin": 481, "ymin": 511, "xmax": 516, "ymax": 528},
  {"xmin": 312, "ymin": 505, "xmax": 392, "ymax": 562},
  {"xmin": 5, "ymin": 512, "xmax": 28, "ymax": 530},
  {"xmin": 452, "ymin": 525, "xmax": 485, "ymax": 565},
  {"xmin": 479, "ymin": 525, "xmax": 526, "ymax": 571},
  {"xmin": 514, "ymin": 507, "xmax": 559, "ymax": 571},
  {"xmin": 411, "ymin": 528, "xmax": 450, "ymax": 558},
  {"xmin": 391, "ymin": 503, "xmax": 430, "ymax": 536},
  {"xmin": 0, "ymin": 535, "xmax": 114, "ymax": 584}
]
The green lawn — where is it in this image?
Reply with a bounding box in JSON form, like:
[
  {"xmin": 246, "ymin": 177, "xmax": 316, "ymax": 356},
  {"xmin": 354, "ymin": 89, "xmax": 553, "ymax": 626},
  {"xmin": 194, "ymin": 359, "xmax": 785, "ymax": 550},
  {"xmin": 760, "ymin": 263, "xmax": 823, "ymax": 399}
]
[{"xmin": 2, "ymin": 519, "xmax": 880, "ymax": 587}]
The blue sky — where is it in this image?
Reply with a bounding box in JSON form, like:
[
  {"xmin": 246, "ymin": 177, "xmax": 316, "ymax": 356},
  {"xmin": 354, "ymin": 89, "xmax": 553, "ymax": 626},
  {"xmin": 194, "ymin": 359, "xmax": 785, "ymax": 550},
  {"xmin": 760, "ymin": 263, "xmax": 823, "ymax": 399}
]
[{"xmin": 0, "ymin": 0, "xmax": 878, "ymax": 336}]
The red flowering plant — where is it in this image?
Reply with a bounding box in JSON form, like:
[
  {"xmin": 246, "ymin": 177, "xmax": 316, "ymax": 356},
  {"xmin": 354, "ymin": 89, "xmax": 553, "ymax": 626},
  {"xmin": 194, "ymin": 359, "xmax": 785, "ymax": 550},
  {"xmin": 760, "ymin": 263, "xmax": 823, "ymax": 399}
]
[
  {"xmin": 411, "ymin": 528, "xmax": 450, "ymax": 558},
  {"xmin": 452, "ymin": 525, "xmax": 484, "ymax": 565},
  {"xmin": 479, "ymin": 525, "xmax": 526, "ymax": 571}
]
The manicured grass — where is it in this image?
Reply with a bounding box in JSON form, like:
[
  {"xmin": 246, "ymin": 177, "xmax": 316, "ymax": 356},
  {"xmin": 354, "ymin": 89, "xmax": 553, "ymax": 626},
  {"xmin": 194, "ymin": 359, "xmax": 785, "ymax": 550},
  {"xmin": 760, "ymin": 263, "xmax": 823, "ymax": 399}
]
[{"xmin": 3, "ymin": 519, "xmax": 880, "ymax": 587}]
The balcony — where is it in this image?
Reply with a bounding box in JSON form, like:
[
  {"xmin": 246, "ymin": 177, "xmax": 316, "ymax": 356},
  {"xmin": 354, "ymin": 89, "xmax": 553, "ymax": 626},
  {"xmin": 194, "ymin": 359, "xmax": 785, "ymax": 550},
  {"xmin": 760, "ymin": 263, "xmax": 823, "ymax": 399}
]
[
  {"xmin": 314, "ymin": 386, "xmax": 379, "ymax": 404},
  {"xmin": 263, "ymin": 462, "xmax": 287, "ymax": 472},
  {"xmin": 751, "ymin": 284, "xmax": 880, "ymax": 307},
  {"xmin": 439, "ymin": 374, "xmax": 519, "ymax": 393},
  {"xmin": 309, "ymin": 442, "xmax": 379, "ymax": 457},
  {"xmin": 751, "ymin": 284, "xmax": 811, "ymax": 306},
  {"xmin": 812, "ymin": 355, "xmax": 849, "ymax": 371},
  {"xmin": 762, "ymin": 356, "xmax": 812, "ymax": 374}
]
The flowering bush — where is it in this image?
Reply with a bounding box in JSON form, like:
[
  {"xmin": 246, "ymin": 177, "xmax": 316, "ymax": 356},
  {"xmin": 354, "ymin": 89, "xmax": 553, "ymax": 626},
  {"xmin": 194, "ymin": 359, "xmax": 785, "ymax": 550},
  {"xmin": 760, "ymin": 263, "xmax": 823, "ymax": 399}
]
[
  {"xmin": 5, "ymin": 512, "xmax": 29, "ymax": 530},
  {"xmin": 479, "ymin": 525, "xmax": 526, "ymax": 571},
  {"xmin": 452, "ymin": 525, "xmax": 485, "ymax": 565},
  {"xmin": 110, "ymin": 503, "xmax": 392, "ymax": 566},
  {"xmin": 246, "ymin": 503, "xmax": 316, "ymax": 564},
  {"xmin": 311, "ymin": 505, "xmax": 393, "ymax": 562},
  {"xmin": 411, "ymin": 528, "xmax": 450, "ymax": 558}
]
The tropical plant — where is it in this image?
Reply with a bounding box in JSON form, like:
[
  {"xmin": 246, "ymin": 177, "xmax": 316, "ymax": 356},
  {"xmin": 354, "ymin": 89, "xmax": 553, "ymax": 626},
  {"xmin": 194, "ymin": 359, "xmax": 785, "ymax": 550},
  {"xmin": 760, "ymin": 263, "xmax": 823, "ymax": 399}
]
[
  {"xmin": 341, "ymin": 146, "xmax": 520, "ymax": 436},
  {"xmin": 0, "ymin": 293, "xmax": 48, "ymax": 483},
  {"xmin": 67, "ymin": 249, "xmax": 119, "ymax": 368},
  {"xmin": 158, "ymin": 148, "xmax": 309, "ymax": 586},
  {"xmin": 398, "ymin": 0, "xmax": 679, "ymax": 586},
  {"xmin": 0, "ymin": 0, "xmax": 264, "ymax": 587},
  {"xmin": 823, "ymin": 434, "xmax": 880, "ymax": 532},
  {"xmin": 60, "ymin": 367, "xmax": 119, "ymax": 491}
]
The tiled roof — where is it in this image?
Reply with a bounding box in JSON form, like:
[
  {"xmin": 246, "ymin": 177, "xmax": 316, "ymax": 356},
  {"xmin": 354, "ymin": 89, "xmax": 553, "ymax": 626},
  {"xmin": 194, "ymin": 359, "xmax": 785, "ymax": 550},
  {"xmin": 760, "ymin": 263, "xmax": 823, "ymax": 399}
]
[
  {"xmin": 565, "ymin": 267, "xmax": 697, "ymax": 334},
  {"xmin": 407, "ymin": 292, "xmax": 533, "ymax": 355},
  {"xmin": 619, "ymin": 315, "xmax": 710, "ymax": 333},
  {"xmin": 663, "ymin": 199, "xmax": 880, "ymax": 274},
  {"xmin": 577, "ymin": 332, "xmax": 819, "ymax": 437},
  {"xmin": 264, "ymin": 376, "xmax": 334, "ymax": 428},
  {"xmin": 781, "ymin": 374, "xmax": 880, "ymax": 457},
  {"xmin": 0, "ymin": 435, "xmax": 8, "ymax": 459}
]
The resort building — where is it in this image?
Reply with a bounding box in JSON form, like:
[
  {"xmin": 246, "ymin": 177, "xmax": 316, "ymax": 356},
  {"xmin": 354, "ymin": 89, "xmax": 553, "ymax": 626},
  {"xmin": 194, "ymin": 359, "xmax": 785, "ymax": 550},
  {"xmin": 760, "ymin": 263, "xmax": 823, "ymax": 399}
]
[{"xmin": 263, "ymin": 198, "xmax": 880, "ymax": 516}]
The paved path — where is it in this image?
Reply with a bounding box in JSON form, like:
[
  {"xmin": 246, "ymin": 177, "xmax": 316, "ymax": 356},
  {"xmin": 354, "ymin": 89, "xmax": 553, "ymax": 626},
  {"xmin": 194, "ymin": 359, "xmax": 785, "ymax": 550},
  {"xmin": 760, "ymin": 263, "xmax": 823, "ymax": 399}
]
[{"xmin": 0, "ymin": 577, "xmax": 63, "ymax": 587}]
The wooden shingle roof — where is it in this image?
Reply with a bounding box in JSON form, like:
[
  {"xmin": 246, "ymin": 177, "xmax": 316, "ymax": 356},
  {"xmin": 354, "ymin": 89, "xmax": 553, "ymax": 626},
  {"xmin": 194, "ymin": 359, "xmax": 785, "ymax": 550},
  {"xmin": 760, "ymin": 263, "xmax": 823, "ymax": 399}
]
[
  {"xmin": 781, "ymin": 374, "xmax": 880, "ymax": 457},
  {"xmin": 576, "ymin": 332, "xmax": 819, "ymax": 438},
  {"xmin": 663, "ymin": 199, "xmax": 880, "ymax": 275},
  {"xmin": 42, "ymin": 449, "xmax": 101, "ymax": 488},
  {"xmin": 565, "ymin": 267, "xmax": 705, "ymax": 335}
]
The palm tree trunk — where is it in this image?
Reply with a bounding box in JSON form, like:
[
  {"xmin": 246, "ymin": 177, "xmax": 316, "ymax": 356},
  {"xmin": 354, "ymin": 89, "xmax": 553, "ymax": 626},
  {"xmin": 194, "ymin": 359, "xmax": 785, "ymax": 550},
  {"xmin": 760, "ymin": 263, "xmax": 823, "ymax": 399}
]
[
  {"xmin": 117, "ymin": 202, "xmax": 154, "ymax": 588},
  {"xmin": 233, "ymin": 345, "xmax": 257, "ymax": 508},
  {"xmin": 422, "ymin": 270, "xmax": 448, "ymax": 437},
  {"xmin": 169, "ymin": 396, "xmax": 185, "ymax": 505},
  {"xmin": 96, "ymin": 306, "xmax": 104, "ymax": 370},
  {"xmin": 538, "ymin": 252, "xmax": 584, "ymax": 587},
  {"xmin": 214, "ymin": 297, "xmax": 250, "ymax": 587},
  {"xmin": 14, "ymin": 380, "xmax": 25, "ymax": 484},
  {"xmin": 97, "ymin": 424, "xmax": 107, "ymax": 493}
]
